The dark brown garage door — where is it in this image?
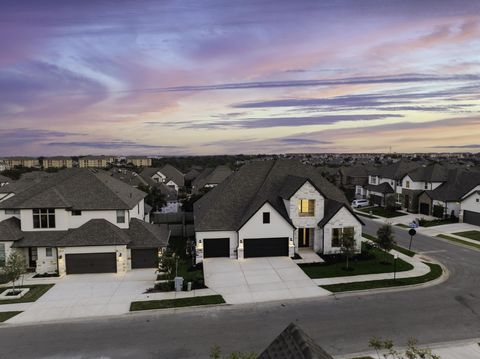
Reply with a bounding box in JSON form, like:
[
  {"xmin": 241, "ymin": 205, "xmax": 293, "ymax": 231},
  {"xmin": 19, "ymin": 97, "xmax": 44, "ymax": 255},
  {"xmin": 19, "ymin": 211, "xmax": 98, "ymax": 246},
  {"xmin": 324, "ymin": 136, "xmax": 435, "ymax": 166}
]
[
  {"xmin": 131, "ymin": 249, "xmax": 158, "ymax": 269},
  {"xmin": 66, "ymin": 253, "xmax": 116, "ymax": 274},
  {"xmin": 244, "ymin": 237, "xmax": 289, "ymax": 258},
  {"xmin": 204, "ymin": 238, "xmax": 230, "ymax": 258},
  {"xmin": 464, "ymin": 210, "xmax": 480, "ymax": 226},
  {"xmin": 419, "ymin": 202, "xmax": 430, "ymax": 215}
]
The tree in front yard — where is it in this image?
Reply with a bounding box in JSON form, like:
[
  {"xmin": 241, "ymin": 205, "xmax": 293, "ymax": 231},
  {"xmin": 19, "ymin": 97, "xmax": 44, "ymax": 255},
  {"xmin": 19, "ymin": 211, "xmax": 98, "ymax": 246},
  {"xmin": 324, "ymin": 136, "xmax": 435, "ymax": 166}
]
[
  {"xmin": 3, "ymin": 250, "xmax": 27, "ymax": 295},
  {"xmin": 369, "ymin": 337, "xmax": 439, "ymax": 359},
  {"xmin": 385, "ymin": 195, "xmax": 397, "ymax": 213},
  {"xmin": 158, "ymin": 250, "xmax": 178, "ymax": 280},
  {"xmin": 340, "ymin": 235, "xmax": 356, "ymax": 270},
  {"xmin": 376, "ymin": 223, "xmax": 396, "ymax": 263}
]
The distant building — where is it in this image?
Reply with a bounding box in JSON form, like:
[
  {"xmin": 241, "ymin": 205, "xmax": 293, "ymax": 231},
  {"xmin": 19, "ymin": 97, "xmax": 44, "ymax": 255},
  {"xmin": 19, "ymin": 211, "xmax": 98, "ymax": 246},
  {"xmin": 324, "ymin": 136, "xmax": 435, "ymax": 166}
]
[
  {"xmin": 78, "ymin": 156, "xmax": 113, "ymax": 168},
  {"xmin": 42, "ymin": 157, "xmax": 73, "ymax": 169},
  {"xmin": 2, "ymin": 157, "xmax": 40, "ymax": 169},
  {"xmin": 127, "ymin": 157, "xmax": 152, "ymax": 167}
]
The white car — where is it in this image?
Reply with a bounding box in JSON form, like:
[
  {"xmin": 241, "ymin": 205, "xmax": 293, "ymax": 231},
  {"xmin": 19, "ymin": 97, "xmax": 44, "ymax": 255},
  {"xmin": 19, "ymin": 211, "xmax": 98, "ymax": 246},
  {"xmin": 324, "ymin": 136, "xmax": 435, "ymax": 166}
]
[{"xmin": 351, "ymin": 199, "xmax": 369, "ymax": 208}]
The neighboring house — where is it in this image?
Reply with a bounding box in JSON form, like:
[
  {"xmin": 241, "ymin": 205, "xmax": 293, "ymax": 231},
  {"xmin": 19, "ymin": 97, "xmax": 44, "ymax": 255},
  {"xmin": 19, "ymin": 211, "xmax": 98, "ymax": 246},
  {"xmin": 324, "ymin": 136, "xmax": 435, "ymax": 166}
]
[
  {"xmin": 2, "ymin": 157, "xmax": 40, "ymax": 168},
  {"xmin": 78, "ymin": 156, "xmax": 113, "ymax": 168},
  {"xmin": 365, "ymin": 182, "xmax": 395, "ymax": 207},
  {"xmin": 0, "ymin": 175, "xmax": 10, "ymax": 187},
  {"xmin": 417, "ymin": 168, "xmax": 480, "ymax": 220},
  {"xmin": 366, "ymin": 160, "xmax": 420, "ymax": 206},
  {"xmin": 184, "ymin": 168, "xmax": 202, "ymax": 188},
  {"xmin": 42, "ymin": 156, "xmax": 73, "ymax": 169},
  {"xmin": 0, "ymin": 169, "xmax": 169, "ymax": 275},
  {"xmin": 400, "ymin": 163, "xmax": 448, "ymax": 213},
  {"xmin": 335, "ymin": 165, "xmax": 374, "ymax": 200},
  {"xmin": 194, "ymin": 160, "xmax": 363, "ymax": 263},
  {"xmin": 140, "ymin": 164, "xmax": 185, "ymax": 192},
  {"xmin": 192, "ymin": 165, "xmax": 233, "ymax": 194},
  {"xmin": 0, "ymin": 160, "xmax": 7, "ymax": 172},
  {"xmin": 460, "ymin": 189, "xmax": 480, "ymax": 226},
  {"xmin": 127, "ymin": 157, "xmax": 152, "ymax": 167}
]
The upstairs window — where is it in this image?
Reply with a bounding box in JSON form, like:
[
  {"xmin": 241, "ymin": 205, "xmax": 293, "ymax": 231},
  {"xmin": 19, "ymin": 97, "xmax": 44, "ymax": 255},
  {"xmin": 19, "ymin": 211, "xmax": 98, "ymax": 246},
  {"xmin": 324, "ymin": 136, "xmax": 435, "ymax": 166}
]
[
  {"xmin": 405, "ymin": 181, "xmax": 410, "ymax": 189},
  {"xmin": 72, "ymin": 210, "xmax": 82, "ymax": 216},
  {"xmin": 424, "ymin": 183, "xmax": 428, "ymax": 190},
  {"xmin": 298, "ymin": 199, "xmax": 315, "ymax": 216},
  {"xmin": 263, "ymin": 212, "xmax": 270, "ymax": 224},
  {"xmin": 116, "ymin": 210, "xmax": 126, "ymax": 224},
  {"xmin": 33, "ymin": 209, "xmax": 56, "ymax": 228},
  {"xmin": 5, "ymin": 209, "xmax": 20, "ymax": 215}
]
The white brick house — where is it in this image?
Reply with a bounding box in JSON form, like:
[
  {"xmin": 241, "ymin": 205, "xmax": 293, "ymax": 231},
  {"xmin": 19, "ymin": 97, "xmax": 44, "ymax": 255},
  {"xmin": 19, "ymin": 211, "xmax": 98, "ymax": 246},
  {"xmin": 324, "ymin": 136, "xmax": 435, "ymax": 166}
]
[{"xmin": 194, "ymin": 160, "xmax": 363, "ymax": 263}]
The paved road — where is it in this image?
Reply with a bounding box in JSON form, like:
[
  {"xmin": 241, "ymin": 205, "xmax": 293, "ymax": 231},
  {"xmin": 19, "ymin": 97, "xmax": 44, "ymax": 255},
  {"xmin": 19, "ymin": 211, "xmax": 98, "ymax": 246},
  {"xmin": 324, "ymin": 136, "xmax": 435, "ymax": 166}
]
[{"xmin": 1, "ymin": 219, "xmax": 480, "ymax": 359}]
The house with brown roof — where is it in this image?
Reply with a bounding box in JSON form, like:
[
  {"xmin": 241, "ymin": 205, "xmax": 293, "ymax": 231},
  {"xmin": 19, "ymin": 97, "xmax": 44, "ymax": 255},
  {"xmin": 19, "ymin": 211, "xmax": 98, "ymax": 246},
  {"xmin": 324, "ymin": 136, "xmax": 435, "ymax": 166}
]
[
  {"xmin": 194, "ymin": 160, "xmax": 363, "ymax": 263},
  {"xmin": 0, "ymin": 169, "xmax": 169, "ymax": 275}
]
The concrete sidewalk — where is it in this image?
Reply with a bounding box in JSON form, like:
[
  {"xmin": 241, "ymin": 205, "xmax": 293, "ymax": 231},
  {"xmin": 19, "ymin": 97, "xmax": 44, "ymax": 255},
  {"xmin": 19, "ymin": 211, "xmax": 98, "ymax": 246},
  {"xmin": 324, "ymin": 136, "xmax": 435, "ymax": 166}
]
[
  {"xmin": 313, "ymin": 247, "xmax": 431, "ymax": 286},
  {"xmin": 339, "ymin": 339, "xmax": 480, "ymax": 359}
]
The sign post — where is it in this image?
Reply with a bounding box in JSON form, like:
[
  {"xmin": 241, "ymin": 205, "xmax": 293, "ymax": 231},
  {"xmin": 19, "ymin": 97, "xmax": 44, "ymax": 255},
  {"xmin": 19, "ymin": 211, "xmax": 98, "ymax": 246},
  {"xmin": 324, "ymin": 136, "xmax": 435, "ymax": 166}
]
[{"xmin": 408, "ymin": 228, "xmax": 416, "ymax": 251}]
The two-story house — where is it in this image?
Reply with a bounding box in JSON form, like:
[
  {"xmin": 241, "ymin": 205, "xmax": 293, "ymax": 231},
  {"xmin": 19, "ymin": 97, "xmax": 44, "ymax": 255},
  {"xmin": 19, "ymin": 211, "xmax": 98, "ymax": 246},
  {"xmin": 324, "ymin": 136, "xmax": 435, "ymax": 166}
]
[
  {"xmin": 140, "ymin": 164, "xmax": 185, "ymax": 192},
  {"xmin": 194, "ymin": 160, "xmax": 363, "ymax": 263},
  {"xmin": 192, "ymin": 165, "xmax": 233, "ymax": 194},
  {"xmin": 0, "ymin": 169, "xmax": 169, "ymax": 275}
]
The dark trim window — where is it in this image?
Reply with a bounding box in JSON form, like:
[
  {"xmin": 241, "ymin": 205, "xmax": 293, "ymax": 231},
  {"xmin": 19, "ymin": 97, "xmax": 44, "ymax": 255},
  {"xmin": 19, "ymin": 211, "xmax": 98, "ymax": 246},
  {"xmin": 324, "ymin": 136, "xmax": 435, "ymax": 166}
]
[
  {"xmin": 46, "ymin": 247, "xmax": 53, "ymax": 257},
  {"xmin": 263, "ymin": 212, "xmax": 270, "ymax": 224},
  {"xmin": 33, "ymin": 209, "xmax": 56, "ymax": 228},
  {"xmin": 332, "ymin": 227, "xmax": 355, "ymax": 247},
  {"xmin": 0, "ymin": 243, "xmax": 5, "ymax": 267},
  {"xmin": 72, "ymin": 210, "xmax": 82, "ymax": 216},
  {"xmin": 116, "ymin": 210, "xmax": 126, "ymax": 224},
  {"xmin": 5, "ymin": 209, "xmax": 20, "ymax": 215},
  {"xmin": 298, "ymin": 199, "xmax": 315, "ymax": 216}
]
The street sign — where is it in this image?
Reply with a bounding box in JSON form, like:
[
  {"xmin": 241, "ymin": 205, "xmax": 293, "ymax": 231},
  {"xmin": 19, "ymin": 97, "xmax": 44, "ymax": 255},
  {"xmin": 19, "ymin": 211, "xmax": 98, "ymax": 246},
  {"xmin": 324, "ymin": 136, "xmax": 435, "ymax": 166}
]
[{"xmin": 408, "ymin": 228, "xmax": 416, "ymax": 236}]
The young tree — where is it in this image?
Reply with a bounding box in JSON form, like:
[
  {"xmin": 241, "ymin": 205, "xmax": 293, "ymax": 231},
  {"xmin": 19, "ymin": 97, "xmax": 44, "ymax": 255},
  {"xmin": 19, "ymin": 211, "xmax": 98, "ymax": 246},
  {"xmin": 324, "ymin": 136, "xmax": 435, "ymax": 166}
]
[
  {"xmin": 369, "ymin": 336, "xmax": 439, "ymax": 359},
  {"xmin": 3, "ymin": 250, "xmax": 27, "ymax": 295},
  {"xmin": 385, "ymin": 195, "xmax": 397, "ymax": 213},
  {"xmin": 340, "ymin": 235, "xmax": 356, "ymax": 270},
  {"xmin": 376, "ymin": 223, "xmax": 396, "ymax": 263}
]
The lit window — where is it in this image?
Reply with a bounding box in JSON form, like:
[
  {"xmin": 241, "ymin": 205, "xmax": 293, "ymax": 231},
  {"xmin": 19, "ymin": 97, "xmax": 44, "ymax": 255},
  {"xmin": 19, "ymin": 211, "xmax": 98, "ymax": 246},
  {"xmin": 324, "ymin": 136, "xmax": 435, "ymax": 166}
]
[
  {"xmin": 33, "ymin": 209, "xmax": 56, "ymax": 228},
  {"xmin": 263, "ymin": 212, "xmax": 270, "ymax": 224},
  {"xmin": 298, "ymin": 199, "xmax": 315, "ymax": 216},
  {"xmin": 46, "ymin": 248, "xmax": 53, "ymax": 257},
  {"xmin": 116, "ymin": 210, "xmax": 126, "ymax": 223}
]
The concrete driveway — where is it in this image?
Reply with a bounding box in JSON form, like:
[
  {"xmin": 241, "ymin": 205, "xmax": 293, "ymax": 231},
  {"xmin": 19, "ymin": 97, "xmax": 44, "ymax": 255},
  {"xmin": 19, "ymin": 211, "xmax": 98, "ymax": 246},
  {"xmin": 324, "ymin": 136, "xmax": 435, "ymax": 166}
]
[
  {"xmin": 203, "ymin": 257, "xmax": 330, "ymax": 304},
  {"xmin": 5, "ymin": 269, "xmax": 156, "ymax": 324}
]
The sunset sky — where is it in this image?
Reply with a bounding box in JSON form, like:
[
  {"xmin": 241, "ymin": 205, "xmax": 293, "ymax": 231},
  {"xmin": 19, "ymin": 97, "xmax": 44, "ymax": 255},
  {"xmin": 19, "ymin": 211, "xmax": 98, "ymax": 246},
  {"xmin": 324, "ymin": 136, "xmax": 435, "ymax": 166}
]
[{"xmin": 1, "ymin": 0, "xmax": 479, "ymax": 156}]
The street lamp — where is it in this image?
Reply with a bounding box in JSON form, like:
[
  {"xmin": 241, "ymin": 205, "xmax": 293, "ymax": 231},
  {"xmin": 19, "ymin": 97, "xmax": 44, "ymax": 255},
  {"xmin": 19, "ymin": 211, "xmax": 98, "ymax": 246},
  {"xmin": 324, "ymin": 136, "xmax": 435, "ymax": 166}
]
[{"xmin": 393, "ymin": 254, "xmax": 398, "ymax": 281}]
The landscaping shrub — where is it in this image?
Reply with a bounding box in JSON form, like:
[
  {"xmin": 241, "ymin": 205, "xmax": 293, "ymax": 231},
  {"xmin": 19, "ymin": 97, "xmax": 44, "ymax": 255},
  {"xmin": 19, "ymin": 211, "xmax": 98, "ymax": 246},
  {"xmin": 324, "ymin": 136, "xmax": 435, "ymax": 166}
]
[{"xmin": 432, "ymin": 204, "xmax": 444, "ymax": 219}]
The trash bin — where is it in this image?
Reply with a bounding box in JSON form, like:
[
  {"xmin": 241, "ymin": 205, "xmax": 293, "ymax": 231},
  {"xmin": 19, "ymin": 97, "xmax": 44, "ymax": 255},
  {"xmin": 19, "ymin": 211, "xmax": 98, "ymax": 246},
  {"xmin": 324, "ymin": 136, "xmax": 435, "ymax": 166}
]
[
  {"xmin": 187, "ymin": 282, "xmax": 192, "ymax": 291},
  {"xmin": 174, "ymin": 277, "xmax": 184, "ymax": 292}
]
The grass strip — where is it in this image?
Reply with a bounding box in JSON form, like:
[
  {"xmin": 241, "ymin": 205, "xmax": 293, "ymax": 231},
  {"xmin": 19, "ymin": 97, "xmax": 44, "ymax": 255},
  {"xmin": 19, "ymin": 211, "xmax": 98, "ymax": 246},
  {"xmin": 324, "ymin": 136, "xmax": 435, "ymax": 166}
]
[
  {"xmin": 452, "ymin": 230, "xmax": 480, "ymax": 242},
  {"xmin": 130, "ymin": 295, "xmax": 225, "ymax": 311},
  {"xmin": 395, "ymin": 223, "xmax": 410, "ymax": 228},
  {"xmin": 321, "ymin": 262, "xmax": 442, "ymax": 293},
  {"xmin": 359, "ymin": 207, "xmax": 407, "ymax": 218},
  {"xmin": 0, "ymin": 311, "xmax": 22, "ymax": 322},
  {"xmin": 363, "ymin": 233, "xmax": 416, "ymax": 257},
  {"xmin": 355, "ymin": 212, "xmax": 378, "ymax": 219},
  {"xmin": 437, "ymin": 234, "xmax": 480, "ymax": 250},
  {"xmin": 0, "ymin": 284, "xmax": 54, "ymax": 305}
]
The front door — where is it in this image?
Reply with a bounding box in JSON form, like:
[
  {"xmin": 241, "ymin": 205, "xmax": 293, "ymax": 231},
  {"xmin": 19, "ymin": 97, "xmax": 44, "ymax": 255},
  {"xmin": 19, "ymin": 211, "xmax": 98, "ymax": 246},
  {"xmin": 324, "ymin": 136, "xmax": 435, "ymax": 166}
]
[
  {"xmin": 28, "ymin": 247, "xmax": 37, "ymax": 268},
  {"xmin": 404, "ymin": 195, "xmax": 410, "ymax": 210},
  {"xmin": 298, "ymin": 228, "xmax": 312, "ymax": 248}
]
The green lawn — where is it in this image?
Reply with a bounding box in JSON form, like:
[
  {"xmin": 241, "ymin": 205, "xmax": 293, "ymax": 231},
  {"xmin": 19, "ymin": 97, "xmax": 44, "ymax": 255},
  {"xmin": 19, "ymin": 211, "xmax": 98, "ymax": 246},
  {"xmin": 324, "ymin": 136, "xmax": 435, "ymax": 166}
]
[
  {"xmin": 395, "ymin": 223, "xmax": 410, "ymax": 228},
  {"xmin": 363, "ymin": 233, "xmax": 416, "ymax": 257},
  {"xmin": 355, "ymin": 212, "xmax": 378, "ymax": 219},
  {"xmin": 452, "ymin": 230, "xmax": 480, "ymax": 242},
  {"xmin": 156, "ymin": 259, "xmax": 206, "ymax": 290},
  {"xmin": 437, "ymin": 234, "xmax": 480, "ymax": 250},
  {"xmin": 299, "ymin": 244, "xmax": 413, "ymax": 279},
  {"xmin": 359, "ymin": 207, "xmax": 407, "ymax": 218},
  {"xmin": 130, "ymin": 295, "xmax": 225, "ymax": 311},
  {"xmin": 0, "ymin": 284, "xmax": 54, "ymax": 305},
  {"xmin": 0, "ymin": 311, "xmax": 22, "ymax": 322},
  {"xmin": 419, "ymin": 218, "xmax": 457, "ymax": 227},
  {"xmin": 321, "ymin": 262, "xmax": 442, "ymax": 292}
]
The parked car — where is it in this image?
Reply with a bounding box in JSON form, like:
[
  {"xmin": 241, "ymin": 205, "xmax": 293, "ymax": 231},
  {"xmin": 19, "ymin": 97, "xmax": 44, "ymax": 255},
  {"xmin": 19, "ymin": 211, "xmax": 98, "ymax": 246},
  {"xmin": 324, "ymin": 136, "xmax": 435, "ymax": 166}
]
[{"xmin": 351, "ymin": 199, "xmax": 369, "ymax": 208}]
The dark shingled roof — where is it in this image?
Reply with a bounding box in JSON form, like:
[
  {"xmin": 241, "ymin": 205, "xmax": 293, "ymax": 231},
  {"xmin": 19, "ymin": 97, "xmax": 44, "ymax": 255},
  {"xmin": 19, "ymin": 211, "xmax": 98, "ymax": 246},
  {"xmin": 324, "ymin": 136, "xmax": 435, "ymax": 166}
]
[
  {"xmin": 192, "ymin": 166, "xmax": 232, "ymax": 192},
  {"xmin": 317, "ymin": 199, "xmax": 364, "ymax": 228},
  {"xmin": 424, "ymin": 168, "xmax": 480, "ymax": 202},
  {"xmin": 366, "ymin": 182, "xmax": 394, "ymax": 194},
  {"xmin": 194, "ymin": 160, "xmax": 356, "ymax": 232},
  {"xmin": 0, "ymin": 169, "xmax": 146, "ymax": 210},
  {"xmin": 9, "ymin": 218, "xmax": 169, "ymax": 248},
  {"xmin": 406, "ymin": 163, "xmax": 448, "ymax": 182},
  {"xmin": 0, "ymin": 174, "xmax": 11, "ymax": 183},
  {"xmin": 371, "ymin": 160, "xmax": 421, "ymax": 180},
  {"xmin": 258, "ymin": 323, "xmax": 334, "ymax": 359},
  {"xmin": 0, "ymin": 217, "xmax": 23, "ymax": 242},
  {"xmin": 158, "ymin": 164, "xmax": 185, "ymax": 187}
]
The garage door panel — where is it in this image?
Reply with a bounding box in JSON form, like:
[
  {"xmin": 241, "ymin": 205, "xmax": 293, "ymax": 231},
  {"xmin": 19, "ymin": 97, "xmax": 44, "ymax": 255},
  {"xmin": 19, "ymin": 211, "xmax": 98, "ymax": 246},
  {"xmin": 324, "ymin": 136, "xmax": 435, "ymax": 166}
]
[
  {"xmin": 131, "ymin": 249, "xmax": 158, "ymax": 269},
  {"xmin": 464, "ymin": 210, "xmax": 480, "ymax": 226},
  {"xmin": 204, "ymin": 238, "xmax": 230, "ymax": 258},
  {"xmin": 66, "ymin": 253, "xmax": 116, "ymax": 274},
  {"xmin": 244, "ymin": 237, "xmax": 288, "ymax": 258},
  {"xmin": 419, "ymin": 203, "xmax": 430, "ymax": 215}
]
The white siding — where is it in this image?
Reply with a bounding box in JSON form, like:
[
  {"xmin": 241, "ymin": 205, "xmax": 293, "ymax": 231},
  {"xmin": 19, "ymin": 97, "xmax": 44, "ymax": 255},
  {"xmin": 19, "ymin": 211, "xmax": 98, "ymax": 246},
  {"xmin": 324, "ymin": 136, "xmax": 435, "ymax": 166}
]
[
  {"xmin": 461, "ymin": 189, "xmax": 480, "ymax": 213},
  {"xmin": 323, "ymin": 207, "xmax": 362, "ymax": 255}
]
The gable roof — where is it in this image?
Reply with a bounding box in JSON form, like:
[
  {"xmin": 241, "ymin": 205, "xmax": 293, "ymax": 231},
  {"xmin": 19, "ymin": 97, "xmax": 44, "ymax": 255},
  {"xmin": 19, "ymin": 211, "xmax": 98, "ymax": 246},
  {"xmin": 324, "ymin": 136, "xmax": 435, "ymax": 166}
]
[
  {"xmin": 371, "ymin": 160, "xmax": 421, "ymax": 180},
  {"xmin": 317, "ymin": 199, "xmax": 365, "ymax": 228},
  {"xmin": 0, "ymin": 169, "xmax": 146, "ymax": 210},
  {"xmin": 366, "ymin": 182, "xmax": 394, "ymax": 194},
  {"xmin": 424, "ymin": 168, "xmax": 480, "ymax": 202},
  {"xmin": 158, "ymin": 164, "xmax": 185, "ymax": 187},
  {"xmin": 0, "ymin": 217, "xmax": 23, "ymax": 242},
  {"xmin": 258, "ymin": 323, "xmax": 334, "ymax": 359},
  {"xmin": 405, "ymin": 163, "xmax": 448, "ymax": 182},
  {"xmin": 194, "ymin": 160, "xmax": 352, "ymax": 232}
]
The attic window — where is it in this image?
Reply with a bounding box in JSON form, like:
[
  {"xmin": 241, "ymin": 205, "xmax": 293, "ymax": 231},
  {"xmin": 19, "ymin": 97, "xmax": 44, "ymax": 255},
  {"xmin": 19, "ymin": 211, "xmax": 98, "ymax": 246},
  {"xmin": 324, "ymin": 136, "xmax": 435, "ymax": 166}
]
[
  {"xmin": 263, "ymin": 212, "xmax": 270, "ymax": 224},
  {"xmin": 298, "ymin": 199, "xmax": 315, "ymax": 216},
  {"xmin": 72, "ymin": 210, "xmax": 82, "ymax": 216}
]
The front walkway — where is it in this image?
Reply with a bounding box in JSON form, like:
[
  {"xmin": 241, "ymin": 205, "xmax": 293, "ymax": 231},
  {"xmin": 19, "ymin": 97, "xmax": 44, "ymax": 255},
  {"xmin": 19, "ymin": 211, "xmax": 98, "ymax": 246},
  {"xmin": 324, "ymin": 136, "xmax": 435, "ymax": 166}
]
[{"xmin": 203, "ymin": 257, "xmax": 330, "ymax": 304}]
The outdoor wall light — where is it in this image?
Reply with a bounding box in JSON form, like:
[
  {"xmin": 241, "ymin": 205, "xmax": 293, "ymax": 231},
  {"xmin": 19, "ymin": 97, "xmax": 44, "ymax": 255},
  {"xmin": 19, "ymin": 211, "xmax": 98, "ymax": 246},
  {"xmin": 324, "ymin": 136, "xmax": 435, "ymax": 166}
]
[
  {"xmin": 118, "ymin": 252, "xmax": 122, "ymax": 258},
  {"xmin": 59, "ymin": 255, "xmax": 63, "ymax": 260}
]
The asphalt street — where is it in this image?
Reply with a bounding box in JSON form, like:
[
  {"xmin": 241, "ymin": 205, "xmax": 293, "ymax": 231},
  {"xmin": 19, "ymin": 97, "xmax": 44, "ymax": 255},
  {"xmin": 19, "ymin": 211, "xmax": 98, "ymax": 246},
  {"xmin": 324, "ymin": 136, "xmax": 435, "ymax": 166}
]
[{"xmin": 1, "ymin": 219, "xmax": 480, "ymax": 359}]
